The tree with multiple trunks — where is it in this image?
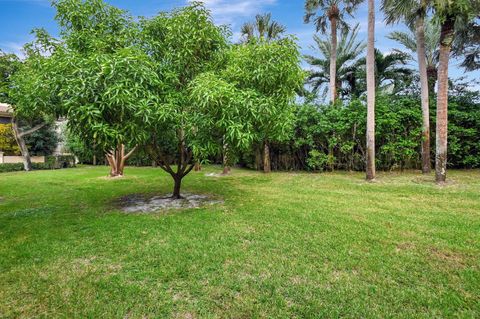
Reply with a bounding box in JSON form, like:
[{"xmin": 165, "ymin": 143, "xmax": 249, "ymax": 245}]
[
  {"xmin": 304, "ymin": 0, "xmax": 363, "ymax": 103},
  {"xmin": 13, "ymin": 0, "xmax": 160, "ymax": 177}
]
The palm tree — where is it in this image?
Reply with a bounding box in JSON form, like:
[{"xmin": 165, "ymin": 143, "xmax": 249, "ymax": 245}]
[
  {"xmin": 366, "ymin": 0, "xmax": 375, "ymax": 180},
  {"xmin": 304, "ymin": 24, "xmax": 366, "ymax": 99},
  {"xmin": 240, "ymin": 13, "xmax": 286, "ymax": 42},
  {"xmin": 304, "ymin": 0, "xmax": 363, "ymax": 103},
  {"xmin": 373, "ymin": 49, "xmax": 412, "ymax": 91},
  {"xmin": 388, "ymin": 18, "xmax": 440, "ymax": 95},
  {"xmin": 382, "ymin": 0, "xmax": 434, "ymax": 174},
  {"xmin": 432, "ymin": 0, "xmax": 479, "ymax": 183},
  {"xmin": 355, "ymin": 49, "xmax": 412, "ymax": 94},
  {"xmin": 453, "ymin": 19, "xmax": 480, "ymax": 71}
]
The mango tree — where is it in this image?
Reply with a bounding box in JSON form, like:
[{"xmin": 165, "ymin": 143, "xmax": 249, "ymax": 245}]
[
  {"xmin": 221, "ymin": 37, "xmax": 305, "ymax": 173},
  {"xmin": 140, "ymin": 3, "xmax": 236, "ymax": 198},
  {"xmin": 14, "ymin": 0, "xmax": 160, "ymax": 177}
]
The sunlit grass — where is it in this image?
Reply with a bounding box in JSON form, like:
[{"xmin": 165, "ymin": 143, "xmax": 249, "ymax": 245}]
[{"xmin": 1, "ymin": 166, "xmax": 479, "ymax": 318}]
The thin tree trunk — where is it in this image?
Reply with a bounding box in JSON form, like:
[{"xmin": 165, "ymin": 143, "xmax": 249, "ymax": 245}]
[
  {"xmin": 427, "ymin": 65, "xmax": 437, "ymax": 97},
  {"xmin": 12, "ymin": 120, "xmax": 32, "ymax": 171},
  {"xmin": 330, "ymin": 15, "xmax": 338, "ymax": 103},
  {"xmin": 366, "ymin": 0, "xmax": 376, "ymax": 181},
  {"xmin": 172, "ymin": 175, "xmax": 182, "ymax": 199},
  {"xmin": 222, "ymin": 139, "xmax": 231, "ymax": 175},
  {"xmin": 194, "ymin": 161, "xmax": 201, "ymax": 171},
  {"xmin": 255, "ymin": 145, "xmax": 262, "ymax": 171},
  {"xmin": 416, "ymin": 11, "xmax": 431, "ymax": 174},
  {"xmin": 11, "ymin": 118, "xmax": 46, "ymax": 172},
  {"xmin": 93, "ymin": 138, "xmax": 97, "ymax": 166},
  {"xmin": 435, "ymin": 17, "xmax": 455, "ymax": 184},
  {"xmin": 263, "ymin": 140, "xmax": 271, "ymax": 173}
]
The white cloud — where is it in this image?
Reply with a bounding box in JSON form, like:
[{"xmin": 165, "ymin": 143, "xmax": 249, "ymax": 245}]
[
  {"xmin": 191, "ymin": 0, "xmax": 277, "ymax": 26},
  {"xmin": 0, "ymin": 41, "xmax": 26, "ymax": 58}
]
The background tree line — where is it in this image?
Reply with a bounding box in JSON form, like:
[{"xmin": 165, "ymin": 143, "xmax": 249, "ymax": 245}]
[{"xmin": 1, "ymin": 0, "xmax": 479, "ymax": 190}]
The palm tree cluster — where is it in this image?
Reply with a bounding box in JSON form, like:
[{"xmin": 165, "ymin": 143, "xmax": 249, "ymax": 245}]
[
  {"xmin": 240, "ymin": 13, "xmax": 286, "ymax": 42},
  {"xmin": 304, "ymin": 0, "xmax": 480, "ymax": 183}
]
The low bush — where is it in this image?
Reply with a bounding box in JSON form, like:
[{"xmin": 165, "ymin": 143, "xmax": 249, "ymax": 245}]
[
  {"xmin": 0, "ymin": 163, "xmax": 24, "ymax": 173},
  {"xmin": 0, "ymin": 155, "xmax": 76, "ymax": 173}
]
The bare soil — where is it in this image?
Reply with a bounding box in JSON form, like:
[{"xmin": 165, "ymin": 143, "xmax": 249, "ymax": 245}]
[{"xmin": 116, "ymin": 193, "xmax": 223, "ymax": 214}]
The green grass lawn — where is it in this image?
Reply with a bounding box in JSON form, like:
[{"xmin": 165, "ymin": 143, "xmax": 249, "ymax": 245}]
[{"xmin": 1, "ymin": 166, "xmax": 479, "ymax": 318}]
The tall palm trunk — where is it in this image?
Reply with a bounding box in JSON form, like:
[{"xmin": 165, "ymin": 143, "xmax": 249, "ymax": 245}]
[
  {"xmin": 366, "ymin": 0, "xmax": 376, "ymax": 181},
  {"xmin": 435, "ymin": 16, "xmax": 455, "ymax": 184},
  {"xmin": 416, "ymin": 12, "xmax": 431, "ymax": 174},
  {"xmin": 329, "ymin": 12, "xmax": 338, "ymax": 103}
]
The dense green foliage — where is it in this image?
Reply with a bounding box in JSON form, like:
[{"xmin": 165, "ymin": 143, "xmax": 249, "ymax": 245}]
[
  {"xmin": 0, "ymin": 50, "xmax": 20, "ymax": 104},
  {"xmin": 0, "ymin": 163, "xmax": 24, "ymax": 173},
  {"xmin": 23, "ymin": 122, "xmax": 59, "ymax": 156},
  {"xmin": 0, "ymin": 124, "xmax": 19, "ymax": 155},
  {"xmin": 240, "ymin": 89, "xmax": 480, "ymax": 171},
  {"xmin": 14, "ymin": 0, "xmax": 160, "ymax": 154},
  {"xmin": 191, "ymin": 37, "xmax": 304, "ymax": 160}
]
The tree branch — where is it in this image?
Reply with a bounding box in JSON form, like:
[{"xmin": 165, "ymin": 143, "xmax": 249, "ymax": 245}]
[
  {"xmin": 18, "ymin": 122, "xmax": 47, "ymax": 138},
  {"xmin": 182, "ymin": 164, "xmax": 195, "ymax": 178},
  {"xmin": 123, "ymin": 145, "xmax": 138, "ymax": 160}
]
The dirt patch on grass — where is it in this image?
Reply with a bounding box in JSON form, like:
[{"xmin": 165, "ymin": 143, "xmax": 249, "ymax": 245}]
[
  {"xmin": 429, "ymin": 247, "xmax": 467, "ymax": 268},
  {"xmin": 411, "ymin": 175, "xmax": 458, "ymax": 187},
  {"xmin": 116, "ymin": 193, "xmax": 223, "ymax": 214}
]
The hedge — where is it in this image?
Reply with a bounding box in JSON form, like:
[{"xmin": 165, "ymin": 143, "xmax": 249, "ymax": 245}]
[
  {"xmin": 0, "ymin": 155, "xmax": 76, "ymax": 173},
  {"xmin": 0, "ymin": 163, "xmax": 25, "ymax": 173}
]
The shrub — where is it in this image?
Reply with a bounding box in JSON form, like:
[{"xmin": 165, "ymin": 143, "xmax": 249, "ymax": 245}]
[
  {"xmin": 0, "ymin": 163, "xmax": 24, "ymax": 173},
  {"xmin": 0, "ymin": 124, "xmax": 20, "ymax": 155},
  {"xmin": 0, "ymin": 155, "xmax": 76, "ymax": 173}
]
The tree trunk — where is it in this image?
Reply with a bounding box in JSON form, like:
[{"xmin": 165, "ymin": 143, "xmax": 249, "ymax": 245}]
[
  {"xmin": 263, "ymin": 140, "xmax": 271, "ymax": 173},
  {"xmin": 427, "ymin": 65, "xmax": 437, "ymax": 97},
  {"xmin": 11, "ymin": 120, "xmax": 32, "ymax": 171},
  {"xmin": 194, "ymin": 161, "xmax": 202, "ymax": 171},
  {"xmin": 106, "ymin": 144, "xmax": 137, "ymax": 177},
  {"xmin": 93, "ymin": 139, "xmax": 97, "ymax": 166},
  {"xmin": 172, "ymin": 175, "xmax": 182, "ymax": 199},
  {"xmin": 366, "ymin": 0, "xmax": 376, "ymax": 181},
  {"xmin": 416, "ymin": 12, "xmax": 431, "ymax": 174},
  {"xmin": 222, "ymin": 140, "xmax": 231, "ymax": 175},
  {"xmin": 330, "ymin": 15, "xmax": 338, "ymax": 103},
  {"xmin": 435, "ymin": 17, "xmax": 455, "ymax": 184},
  {"xmin": 255, "ymin": 145, "xmax": 262, "ymax": 171}
]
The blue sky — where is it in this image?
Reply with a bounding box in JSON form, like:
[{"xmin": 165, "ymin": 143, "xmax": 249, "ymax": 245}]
[{"xmin": 0, "ymin": 0, "xmax": 478, "ymax": 83}]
